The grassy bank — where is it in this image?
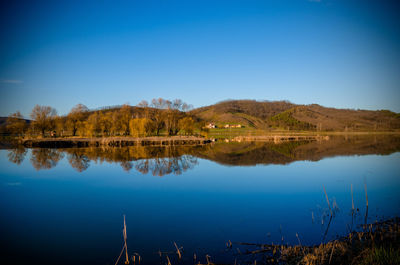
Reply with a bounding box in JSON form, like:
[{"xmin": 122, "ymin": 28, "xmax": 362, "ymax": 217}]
[
  {"xmin": 231, "ymin": 218, "xmax": 400, "ymax": 265},
  {"xmin": 206, "ymin": 128, "xmax": 400, "ymax": 139}
]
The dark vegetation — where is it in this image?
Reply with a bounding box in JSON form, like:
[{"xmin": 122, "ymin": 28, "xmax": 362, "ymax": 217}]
[
  {"xmin": 269, "ymin": 109, "xmax": 316, "ymax": 130},
  {"xmin": 1, "ymin": 99, "xmax": 400, "ymax": 139},
  {"xmin": 230, "ymin": 218, "xmax": 400, "ymax": 265}
]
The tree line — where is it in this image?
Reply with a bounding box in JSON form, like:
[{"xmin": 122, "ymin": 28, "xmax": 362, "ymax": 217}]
[{"xmin": 4, "ymin": 98, "xmax": 206, "ymax": 138}]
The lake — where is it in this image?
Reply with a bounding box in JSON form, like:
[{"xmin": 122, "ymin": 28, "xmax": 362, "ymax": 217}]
[{"xmin": 1, "ymin": 135, "xmax": 400, "ymax": 265}]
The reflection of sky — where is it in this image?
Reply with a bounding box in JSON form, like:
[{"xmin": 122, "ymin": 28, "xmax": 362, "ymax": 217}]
[{"xmin": 0, "ymin": 150, "xmax": 399, "ymax": 264}]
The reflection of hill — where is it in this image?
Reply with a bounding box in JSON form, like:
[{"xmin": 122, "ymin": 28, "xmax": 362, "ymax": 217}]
[
  {"xmin": 194, "ymin": 135, "xmax": 400, "ymax": 166},
  {"xmin": 194, "ymin": 141, "xmax": 298, "ymax": 166},
  {"xmin": 7, "ymin": 135, "xmax": 400, "ymax": 174},
  {"xmin": 59, "ymin": 135, "xmax": 400, "ymax": 168},
  {"xmin": 291, "ymin": 135, "xmax": 400, "ymax": 161}
]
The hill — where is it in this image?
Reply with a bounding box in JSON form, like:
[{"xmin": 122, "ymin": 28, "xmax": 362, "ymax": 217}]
[
  {"xmin": 2, "ymin": 100, "xmax": 400, "ymax": 135},
  {"xmin": 190, "ymin": 100, "xmax": 400, "ymax": 131},
  {"xmin": 0, "ymin": 117, "xmax": 31, "ymax": 135},
  {"xmin": 190, "ymin": 100, "xmax": 295, "ymax": 128}
]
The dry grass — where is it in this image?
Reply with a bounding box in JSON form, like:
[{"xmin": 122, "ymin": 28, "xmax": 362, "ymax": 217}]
[
  {"xmin": 230, "ymin": 218, "xmax": 399, "ymax": 265},
  {"xmin": 278, "ymin": 218, "xmax": 400, "ymax": 265}
]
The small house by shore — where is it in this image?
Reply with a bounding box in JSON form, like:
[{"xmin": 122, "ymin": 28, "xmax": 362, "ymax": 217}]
[
  {"xmin": 206, "ymin": 123, "xmax": 217, "ymax": 129},
  {"xmin": 224, "ymin": 124, "xmax": 243, "ymax": 128}
]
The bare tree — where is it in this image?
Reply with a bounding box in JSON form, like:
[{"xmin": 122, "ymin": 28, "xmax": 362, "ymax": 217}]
[
  {"xmin": 30, "ymin": 105, "xmax": 57, "ymax": 137},
  {"xmin": 66, "ymin": 104, "xmax": 89, "ymax": 136},
  {"xmin": 119, "ymin": 104, "xmax": 132, "ymax": 135},
  {"xmin": 151, "ymin": 98, "xmax": 167, "ymax": 135},
  {"xmin": 137, "ymin": 100, "xmax": 149, "ymax": 108}
]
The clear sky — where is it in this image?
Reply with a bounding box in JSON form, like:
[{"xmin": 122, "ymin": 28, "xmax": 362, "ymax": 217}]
[{"xmin": 1, "ymin": 0, "xmax": 399, "ymax": 117}]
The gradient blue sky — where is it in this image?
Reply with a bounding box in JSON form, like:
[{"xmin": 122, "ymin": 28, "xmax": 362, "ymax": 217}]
[{"xmin": 1, "ymin": 0, "xmax": 399, "ymax": 117}]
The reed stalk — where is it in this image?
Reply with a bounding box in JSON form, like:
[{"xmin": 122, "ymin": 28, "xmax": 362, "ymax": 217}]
[
  {"xmin": 323, "ymin": 185, "xmax": 333, "ymax": 216},
  {"xmin": 173, "ymin": 242, "xmax": 182, "ymax": 259},
  {"xmin": 351, "ymin": 184, "xmax": 354, "ymax": 212},
  {"xmin": 296, "ymin": 233, "xmax": 302, "ymax": 246},
  {"xmin": 206, "ymin": 254, "xmax": 211, "ymax": 265}
]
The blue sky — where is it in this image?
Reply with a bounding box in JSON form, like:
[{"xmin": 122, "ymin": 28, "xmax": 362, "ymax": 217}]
[{"xmin": 0, "ymin": 0, "xmax": 399, "ymax": 117}]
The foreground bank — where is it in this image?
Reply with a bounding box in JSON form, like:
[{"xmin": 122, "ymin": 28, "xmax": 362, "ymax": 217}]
[{"xmin": 230, "ymin": 218, "xmax": 400, "ymax": 265}]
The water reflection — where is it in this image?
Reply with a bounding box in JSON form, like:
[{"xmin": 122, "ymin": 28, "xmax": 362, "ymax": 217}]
[
  {"xmin": 58, "ymin": 146, "xmax": 201, "ymax": 176},
  {"xmin": 120, "ymin": 161, "xmax": 133, "ymax": 172},
  {"xmin": 1, "ymin": 135, "xmax": 400, "ymax": 265},
  {"xmin": 197, "ymin": 134, "xmax": 400, "ymax": 166},
  {"xmin": 134, "ymin": 155, "xmax": 198, "ymax": 176},
  {"xmin": 7, "ymin": 147, "xmax": 27, "ymax": 165},
  {"xmin": 30, "ymin": 149, "xmax": 64, "ymax": 170},
  {"xmin": 6, "ymin": 135, "xmax": 400, "ymax": 176},
  {"xmin": 67, "ymin": 152, "xmax": 90, "ymax": 172}
]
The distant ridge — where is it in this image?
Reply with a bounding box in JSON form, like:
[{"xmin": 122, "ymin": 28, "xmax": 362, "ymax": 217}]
[
  {"xmin": 190, "ymin": 100, "xmax": 400, "ymax": 131},
  {"xmin": 0, "ymin": 117, "xmax": 30, "ymax": 126}
]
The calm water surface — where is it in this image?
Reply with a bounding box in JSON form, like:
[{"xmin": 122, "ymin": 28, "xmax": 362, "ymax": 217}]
[{"xmin": 1, "ymin": 136, "xmax": 399, "ymax": 264}]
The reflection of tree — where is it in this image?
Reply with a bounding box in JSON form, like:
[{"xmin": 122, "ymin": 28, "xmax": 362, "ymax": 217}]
[
  {"xmin": 7, "ymin": 147, "xmax": 27, "ymax": 165},
  {"xmin": 120, "ymin": 161, "xmax": 133, "ymax": 172},
  {"xmin": 54, "ymin": 146, "xmax": 200, "ymax": 176},
  {"xmin": 68, "ymin": 152, "xmax": 90, "ymax": 172},
  {"xmin": 30, "ymin": 148, "xmax": 64, "ymax": 170},
  {"xmin": 134, "ymin": 155, "xmax": 198, "ymax": 177},
  {"xmin": 10, "ymin": 135, "xmax": 400, "ymax": 174}
]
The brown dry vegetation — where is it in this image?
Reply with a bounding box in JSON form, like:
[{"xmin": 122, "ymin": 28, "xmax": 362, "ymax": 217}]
[
  {"xmin": 232, "ymin": 218, "xmax": 400, "ymax": 265},
  {"xmin": 2, "ymin": 99, "xmax": 400, "ymax": 139},
  {"xmin": 191, "ymin": 100, "xmax": 400, "ymax": 131},
  {"xmin": 1, "ymin": 99, "xmax": 203, "ymax": 138}
]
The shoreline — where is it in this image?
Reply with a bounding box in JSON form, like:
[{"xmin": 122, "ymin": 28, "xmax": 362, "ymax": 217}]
[
  {"xmin": 18, "ymin": 134, "xmax": 331, "ymax": 148},
  {"xmin": 8, "ymin": 131, "xmax": 400, "ymax": 148},
  {"xmin": 21, "ymin": 136, "xmax": 212, "ymax": 148}
]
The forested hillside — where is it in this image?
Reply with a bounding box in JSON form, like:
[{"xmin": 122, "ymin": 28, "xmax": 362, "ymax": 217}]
[{"xmin": 191, "ymin": 100, "xmax": 400, "ymax": 131}]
